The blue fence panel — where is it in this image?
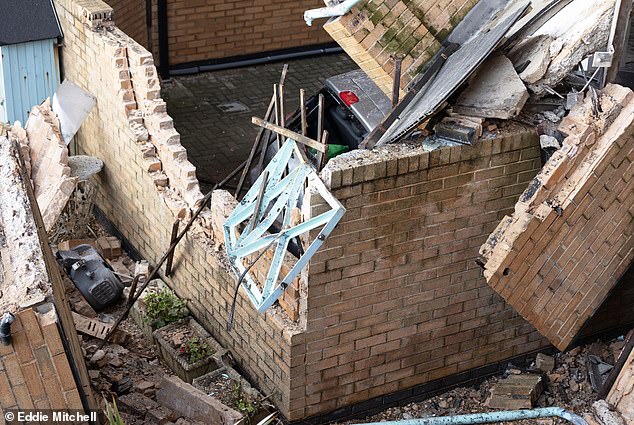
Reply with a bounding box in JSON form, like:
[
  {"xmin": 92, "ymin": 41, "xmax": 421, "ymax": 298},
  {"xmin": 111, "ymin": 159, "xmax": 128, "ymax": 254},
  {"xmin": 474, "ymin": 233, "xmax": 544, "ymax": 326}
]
[{"xmin": 0, "ymin": 39, "xmax": 60, "ymax": 124}]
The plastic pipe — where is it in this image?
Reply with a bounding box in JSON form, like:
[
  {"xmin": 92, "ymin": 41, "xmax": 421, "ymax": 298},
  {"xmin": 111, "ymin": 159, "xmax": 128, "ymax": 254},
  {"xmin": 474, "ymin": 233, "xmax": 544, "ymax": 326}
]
[
  {"xmin": 356, "ymin": 407, "xmax": 588, "ymax": 425},
  {"xmin": 304, "ymin": 0, "xmax": 364, "ymax": 26},
  {"xmin": 0, "ymin": 312, "xmax": 16, "ymax": 346}
]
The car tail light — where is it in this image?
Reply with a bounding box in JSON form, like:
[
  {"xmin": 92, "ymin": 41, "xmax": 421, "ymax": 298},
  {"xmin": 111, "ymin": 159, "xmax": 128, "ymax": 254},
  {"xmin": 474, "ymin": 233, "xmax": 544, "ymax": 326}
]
[{"xmin": 339, "ymin": 91, "xmax": 359, "ymax": 107}]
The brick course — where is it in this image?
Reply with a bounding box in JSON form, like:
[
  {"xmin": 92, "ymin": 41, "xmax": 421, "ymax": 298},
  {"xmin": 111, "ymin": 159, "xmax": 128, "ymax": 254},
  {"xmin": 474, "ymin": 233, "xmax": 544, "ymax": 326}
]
[
  {"xmin": 0, "ymin": 308, "xmax": 84, "ymax": 414},
  {"xmin": 164, "ymin": 0, "xmax": 333, "ymax": 66}
]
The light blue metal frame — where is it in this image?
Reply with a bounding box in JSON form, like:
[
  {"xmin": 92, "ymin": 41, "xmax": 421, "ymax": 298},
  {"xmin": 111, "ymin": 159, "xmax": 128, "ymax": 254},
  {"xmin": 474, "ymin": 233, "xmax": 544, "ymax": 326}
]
[{"xmin": 224, "ymin": 139, "xmax": 345, "ymax": 313}]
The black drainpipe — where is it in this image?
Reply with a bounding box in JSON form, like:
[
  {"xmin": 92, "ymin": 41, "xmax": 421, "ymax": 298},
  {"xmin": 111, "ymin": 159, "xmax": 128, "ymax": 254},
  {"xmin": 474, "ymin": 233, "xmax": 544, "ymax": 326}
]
[
  {"xmin": 145, "ymin": 0, "xmax": 153, "ymax": 53},
  {"xmin": 0, "ymin": 312, "xmax": 15, "ymax": 345},
  {"xmin": 157, "ymin": 0, "xmax": 169, "ymax": 79}
]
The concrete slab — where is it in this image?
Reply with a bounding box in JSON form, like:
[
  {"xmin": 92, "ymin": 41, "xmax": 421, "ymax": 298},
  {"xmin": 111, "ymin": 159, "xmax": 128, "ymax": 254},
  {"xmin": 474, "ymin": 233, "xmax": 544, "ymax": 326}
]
[{"xmin": 454, "ymin": 55, "xmax": 529, "ymax": 119}]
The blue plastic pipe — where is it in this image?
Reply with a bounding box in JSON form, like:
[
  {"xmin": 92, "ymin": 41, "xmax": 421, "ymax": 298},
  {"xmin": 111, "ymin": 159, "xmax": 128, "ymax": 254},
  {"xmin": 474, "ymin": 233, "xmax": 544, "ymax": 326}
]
[{"xmin": 357, "ymin": 407, "xmax": 587, "ymax": 425}]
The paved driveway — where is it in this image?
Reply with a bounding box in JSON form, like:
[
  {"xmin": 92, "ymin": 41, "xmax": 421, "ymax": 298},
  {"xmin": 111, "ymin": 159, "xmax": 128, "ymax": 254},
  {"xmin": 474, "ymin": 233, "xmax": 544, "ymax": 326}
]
[{"xmin": 162, "ymin": 54, "xmax": 356, "ymax": 192}]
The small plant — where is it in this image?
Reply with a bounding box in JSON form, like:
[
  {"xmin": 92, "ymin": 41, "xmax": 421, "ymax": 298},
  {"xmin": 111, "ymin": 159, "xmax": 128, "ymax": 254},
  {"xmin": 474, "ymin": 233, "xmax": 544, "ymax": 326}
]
[
  {"xmin": 179, "ymin": 337, "xmax": 213, "ymax": 364},
  {"xmin": 232, "ymin": 382, "xmax": 257, "ymax": 417},
  {"xmin": 144, "ymin": 288, "xmax": 188, "ymax": 329},
  {"xmin": 105, "ymin": 397, "xmax": 125, "ymax": 425}
]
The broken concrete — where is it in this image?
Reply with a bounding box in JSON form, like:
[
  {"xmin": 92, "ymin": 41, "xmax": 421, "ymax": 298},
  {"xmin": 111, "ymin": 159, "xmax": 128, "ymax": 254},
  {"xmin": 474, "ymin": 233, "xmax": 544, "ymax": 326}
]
[
  {"xmin": 454, "ymin": 55, "xmax": 529, "ymax": 119},
  {"xmin": 608, "ymin": 347, "xmax": 634, "ymax": 422},
  {"xmin": 535, "ymin": 353, "xmax": 555, "ymax": 373},
  {"xmin": 0, "ymin": 137, "xmax": 51, "ymax": 312},
  {"xmin": 157, "ymin": 375, "xmax": 242, "ymax": 425},
  {"xmin": 530, "ymin": 0, "xmax": 615, "ymax": 95},
  {"xmin": 593, "ymin": 400, "xmax": 627, "ymax": 425},
  {"xmin": 479, "ymin": 85, "xmax": 634, "ymax": 350},
  {"xmin": 508, "ymin": 34, "xmax": 554, "ymax": 85}
]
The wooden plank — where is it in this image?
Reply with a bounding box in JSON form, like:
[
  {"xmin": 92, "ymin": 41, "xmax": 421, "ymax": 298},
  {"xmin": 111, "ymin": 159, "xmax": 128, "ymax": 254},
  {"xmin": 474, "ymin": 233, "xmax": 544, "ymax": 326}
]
[
  {"xmin": 392, "ymin": 57, "xmax": 402, "ymax": 107},
  {"xmin": 300, "ymin": 88, "xmax": 307, "ymax": 136},
  {"xmin": 606, "ymin": 0, "xmax": 633, "ymax": 84},
  {"xmin": 317, "ymin": 93, "xmax": 324, "ymax": 143},
  {"xmin": 251, "ymin": 117, "xmax": 327, "ymax": 153},
  {"xmin": 165, "ymin": 219, "xmax": 180, "ymax": 276}
]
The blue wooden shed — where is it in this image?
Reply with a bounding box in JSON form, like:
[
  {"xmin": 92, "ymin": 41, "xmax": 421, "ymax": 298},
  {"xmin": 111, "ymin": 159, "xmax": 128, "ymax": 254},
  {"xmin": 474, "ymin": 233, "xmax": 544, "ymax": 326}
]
[{"xmin": 0, "ymin": 0, "xmax": 63, "ymax": 124}]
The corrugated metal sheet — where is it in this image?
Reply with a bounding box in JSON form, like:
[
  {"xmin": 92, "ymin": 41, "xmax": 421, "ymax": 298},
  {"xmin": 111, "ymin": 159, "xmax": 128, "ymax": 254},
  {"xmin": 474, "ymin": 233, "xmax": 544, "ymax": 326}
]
[{"xmin": 0, "ymin": 39, "xmax": 60, "ymax": 124}]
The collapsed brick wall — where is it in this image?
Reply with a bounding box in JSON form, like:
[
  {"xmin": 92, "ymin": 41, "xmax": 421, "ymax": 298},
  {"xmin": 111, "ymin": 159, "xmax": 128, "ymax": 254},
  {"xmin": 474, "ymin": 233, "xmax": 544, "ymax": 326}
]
[
  {"xmin": 479, "ymin": 85, "xmax": 634, "ymax": 351},
  {"xmin": 0, "ymin": 139, "xmax": 84, "ymax": 414},
  {"xmin": 292, "ymin": 131, "xmax": 550, "ymax": 419},
  {"xmin": 0, "ymin": 306, "xmax": 83, "ymax": 412},
  {"xmin": 323, "ymin": 0, "xmax": 479, "ymax": 95},
  {"xmin": 52, "ymin": 0, "xmax": 302, "ymax": 417},
  {"xmin": 50, "ymin": 0, "xmax": 634, "ymax": 421},
  {"xmin": 105, "ymin": 0, "xmax": 149, "ymax": 48}
]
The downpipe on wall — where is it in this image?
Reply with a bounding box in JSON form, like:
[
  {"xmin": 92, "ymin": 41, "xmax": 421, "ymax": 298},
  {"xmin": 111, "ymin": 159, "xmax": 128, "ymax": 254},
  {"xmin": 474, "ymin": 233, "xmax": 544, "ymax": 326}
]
[
  {"xmin": 0, "ymin": 312, "xmax": 16, "ymax": 345},
  {"xmin": 356, "ymin": 407, "xmax": 588, "ymax": 425},
  {"xmin": 304, "ymin": 0, "xmax": 364, "ymax": 26}
]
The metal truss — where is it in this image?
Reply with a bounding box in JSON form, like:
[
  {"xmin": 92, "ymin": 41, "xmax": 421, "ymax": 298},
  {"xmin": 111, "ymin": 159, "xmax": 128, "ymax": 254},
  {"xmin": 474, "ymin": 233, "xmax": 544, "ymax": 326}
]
[{"xmin": 224, "ymin": 139, "xmax": 345, "ymax": 313}]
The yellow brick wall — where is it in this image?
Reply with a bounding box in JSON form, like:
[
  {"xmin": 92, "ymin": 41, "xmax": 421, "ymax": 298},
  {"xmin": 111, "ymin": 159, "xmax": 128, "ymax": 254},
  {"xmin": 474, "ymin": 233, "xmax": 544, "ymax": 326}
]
[
  {"xmin": 297, "ymin": 131, "xmax": 548, "ymax": 419},
  {"xmin": 52, "ymin": 0, "xmax": 301, "ymax": 417},
  {"xmin": 324, "ymin": 0, "xmax": 479, "ymax": 95}
]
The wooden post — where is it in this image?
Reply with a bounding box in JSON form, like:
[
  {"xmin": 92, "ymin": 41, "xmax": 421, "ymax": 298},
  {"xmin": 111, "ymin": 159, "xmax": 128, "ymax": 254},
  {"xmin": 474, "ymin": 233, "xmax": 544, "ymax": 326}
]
[
  {"xmin": 279, "ymin": 84, "xmax": 285, "ymax": 129},
  {"xmin": 300, "ymin": 89, "xmax": 307, "ymax": 136},
  {"xmin": 274, "ymin": 84, "xmax": 282, "ymax": 148},
  {"xmin": 606, "ymin": 0, "xmax": 633, "ymax": 84},
  {"xmin": 251, "ymin": 117, "xmax": 327, "ymax": 152},
  {"xmin": 392, "ymin": 57, "xmax": 402, "ymax": 107},
  {"xmin": 319, "ymin": 130, "xmax": 329, "ymax": 171},
  {"xmin": 165, "ymin": 219, "xmax": 180, "ymax": 276},
  {"xmin": 317, "ymin": 94, "xmax": 324, "ymax": 143}
]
